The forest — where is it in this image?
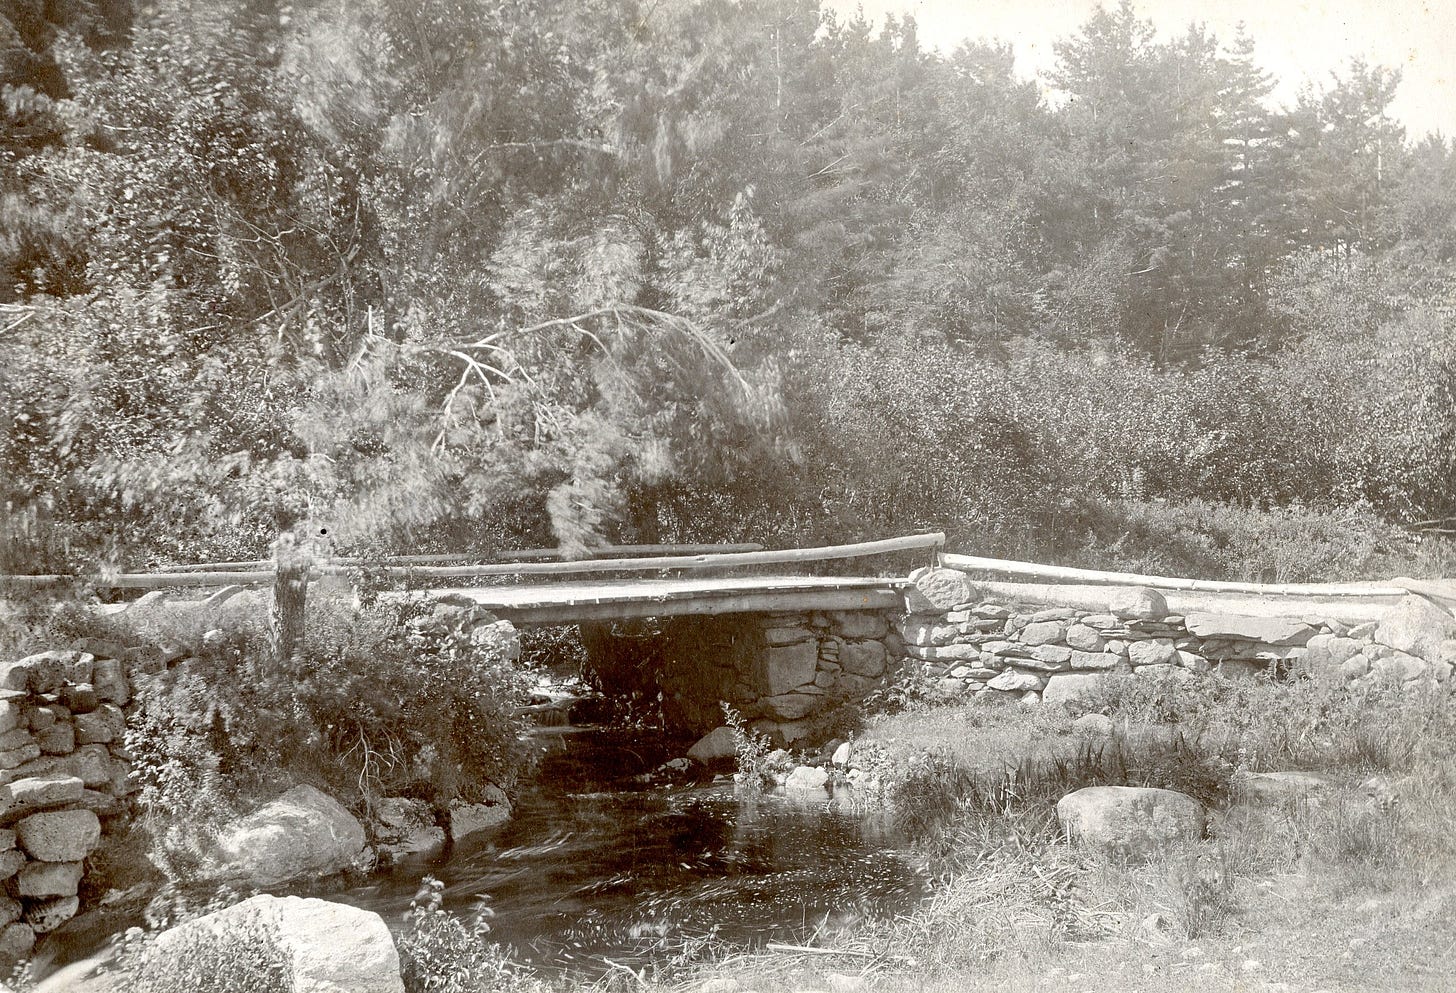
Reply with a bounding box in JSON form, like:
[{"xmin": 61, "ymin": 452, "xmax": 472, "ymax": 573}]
[{"xmin": 3, "ymin": 0, "xmax": 1454, "ymax": 582}]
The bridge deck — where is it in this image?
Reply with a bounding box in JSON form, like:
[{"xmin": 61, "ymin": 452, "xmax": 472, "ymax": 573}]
[{"xmin": 424, "ymin": 575, "xmax": 908, "ymax": 625}]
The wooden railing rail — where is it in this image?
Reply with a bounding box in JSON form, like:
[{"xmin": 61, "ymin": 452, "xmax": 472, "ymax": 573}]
[
  {"xmin": 938, "ymin": 552, "xmax": 1415, "ymax": 599},
  {"xmin": 3, "ymin": 534, "xmax": 944, "ymax": 590}
]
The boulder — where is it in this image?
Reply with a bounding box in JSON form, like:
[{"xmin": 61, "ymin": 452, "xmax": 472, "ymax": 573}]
[
  {"xmin": 372, "ymin": 798, "xmax": 445, "ymax": 858},
  {"xmin": 1019, "ymin": 621, "xmax": 1068, "ymax": 647},
  {"xmin": 760, "ymin": 642, "xmax": 818, "ymax": 696},
  {"xmin": 761, "ymin": 692, "xmax": 820, "ymax": 720},
  {"xmin": 1302, "ymin": 635, "xmax": 1364, "ymax": 676},
  {"xmin": 903, "ymin": 567, "xmax": 973, "ymax": 613},
  {"xmin": 36, "ymin": 723, "xmax": 74, "ymax": 756},
  {"xmin": 1026, "ymin": 644, "xmax": 1073, "ymax": 667},
  {"xmin": 785, "ymin": 765, "xmax": 829, "ymax": 791},
  {"xmin": 17, "ymin": 809, "xmax": 99, "ymax": 861},
  {"xmin": 1109, "ymin": 588, "xmax": 1168, "ymax": 622},
  {"xmin": 1374, "ymin": 595, "xmax": 1456, "ymax": 662},
  {"xmin": 0, "ymin": 652, "xmax": 73, "ymax": 694},
  {"xmin": 987, "ymin": 670, "xmax": 1042, "ymax": 693},
  {"xmin": 1069, "ymin": 650, "xmax": 1119, "ymax": 670},
  {"xmin": 1056, "ymin": 786, "xmax": 1204, "ymax": 860},
  {"xmin": 24, "ymin": 895, "xmax": 78, "ymax": 934},
  {"xmin": 450, "ymin": 796, "xmax": 512, "ymax": 841},
  {"xmin": 1065, "ymin": 625, "xmax": 1106, "ymax": 652},
  {"xmin": 687, "ymin": 726, "xmax": 739, "ymax": 765},
  {"xmin": 153, "ymin": 894, "xmax": 404, "ymax": 993},
  {"xmin": 0, "ymin": 701, "xmax": 20, "ymax": 736},
  {"xmin": 1370, "ymin": 652, "xmax": 1429, "ymax": 684},
  {"xmin": 1072, "ymin": 713, "xmax": 1116, "ymax": 737},
  {"xmin": 831, "ymin": 741, "xmax": 853, "ymax": 767},
  {"xmin": 0, "ymin": 922, "xmax": 33, "ymax": 962},
  {"xmin": 1042, "ymin": 672, "xmax": 1110, "ymax": 708},
  {"xmin": 215, "ymin": 785, "xmax": 367, "ymax": 885},
  {"xmin": 73, "ymin": 704, "xmax": 125, "ymax": 745},
  {"xmin": 1183, "ymin": 613, "xmax": 1315, "ymax": 646}
]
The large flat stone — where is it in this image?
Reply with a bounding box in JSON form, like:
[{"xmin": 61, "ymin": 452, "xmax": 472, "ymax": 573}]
[
  {"xmin": 1042, "ymin": 672, "xmax": 1110, "ymax": 707},
  {"xmin": 1183, "ymin": 613, "xmax": 1315, "ymax": 646},
  {"xmin": 839, "ymin": 640, "xmax": 886, "ymax": 678},
  {"xmin": 760, "ymin": 641, "xmax": 819, "ymax": 696}
]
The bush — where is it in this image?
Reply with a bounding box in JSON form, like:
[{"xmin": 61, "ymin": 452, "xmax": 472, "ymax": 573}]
[
  {"xmin": 70, "ymin": 592, "xmax": 536, "ymax": 880},
  {"xmin": 397, "ymin": 877, "xmax": 549, "ymax": 993}
]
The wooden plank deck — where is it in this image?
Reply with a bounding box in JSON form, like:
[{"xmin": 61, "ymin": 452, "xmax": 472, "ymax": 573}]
[{"xmin": 421, "ymin": 575, "xmax": 908, "ymax": 625}]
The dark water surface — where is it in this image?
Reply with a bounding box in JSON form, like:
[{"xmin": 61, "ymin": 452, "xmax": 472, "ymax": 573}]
[
  {"xmin": 39, "ymin": 726, "xmax": 927, "ymax": 983},
  {"xmin": 330, "ymin": 726, "xmax": 928, "ymax": 974}
]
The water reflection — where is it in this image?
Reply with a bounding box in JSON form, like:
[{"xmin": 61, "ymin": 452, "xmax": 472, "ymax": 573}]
[{"xmin": 336, "ymin": 727, "xmax": 927, "ymax": 974}]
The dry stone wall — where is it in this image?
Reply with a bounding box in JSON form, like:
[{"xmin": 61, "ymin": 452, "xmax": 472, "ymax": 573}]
[
  {"xmin": 0, "ymin": 640, "xmax": 143, "ymax": 962},
  {"xmin": 631, "ymin": 609, "xmax": 903, "ymax": 746},
  {"xmin": 901, "ymin": 578, "xmax": 1456, "ymax": 706}
]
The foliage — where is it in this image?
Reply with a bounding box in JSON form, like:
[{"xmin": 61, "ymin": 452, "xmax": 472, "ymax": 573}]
[
  {"xmin": 62, "ymin": 593, "xmax": 535, "ymax": 880},
  {"xmin": 720, "ymin": 702, "xmax": 772, "ymax": 795},
  {"xmin": 2, "ymin": 0, "xmax": 1454, "ymax": 577},
  {"xmin": 397, "ymin": 876, "xmax": 549, "ymax": 993}
]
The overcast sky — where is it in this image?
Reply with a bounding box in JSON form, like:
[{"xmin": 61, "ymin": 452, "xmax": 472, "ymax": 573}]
[{"xmin": 823, "ymin": 1, "xmax": 1455, "ymax": 141}]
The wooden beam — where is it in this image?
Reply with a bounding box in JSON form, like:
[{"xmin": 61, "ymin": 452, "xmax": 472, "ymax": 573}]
[
  {"xmin": 491, "ymin": 588, "xmax": 904, "ymax": 626},
  {"xmin": 939, "ymin": 553, "xmax": 1411, "ymax": 599}
]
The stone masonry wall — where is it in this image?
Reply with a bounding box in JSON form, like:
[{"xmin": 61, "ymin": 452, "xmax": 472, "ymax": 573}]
[
  {"xmin": 632, "ymin": 609, "xmax": 903, "ymax": 746},
  {"xmin": 900, "ymin": 573, "xmax": 1456, "ymax": 707},
  {"xmin": 0, "ymin": 639, "xmax": 143, "ymax": 963}
]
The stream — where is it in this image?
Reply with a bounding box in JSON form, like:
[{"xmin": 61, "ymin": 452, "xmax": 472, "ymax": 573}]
[
  {"xmin": 328, "ymin": 725, "xmax": 928, "ymax": 976},
  {"xmin": 41, "ymin": 724, "xmax": 928, "ymax": 984}
]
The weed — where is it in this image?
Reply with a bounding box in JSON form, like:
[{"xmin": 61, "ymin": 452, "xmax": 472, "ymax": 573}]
[{"xmin": 720, "ymin": 702, "xmax": 772, "ymax": 795}]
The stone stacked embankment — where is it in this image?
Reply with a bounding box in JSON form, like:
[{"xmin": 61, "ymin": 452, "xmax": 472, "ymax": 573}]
[
  {"xmin": 0, "ymin": 641, "xmax": 143, "ymax": 960},
  {"xmin": 901, "ymin": 569, "xmax": 1456, "ymax": 706}
]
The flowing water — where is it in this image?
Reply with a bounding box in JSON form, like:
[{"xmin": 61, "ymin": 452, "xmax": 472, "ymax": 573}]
[
  {"xmin": 328, "ymin": 725, "xmax": 928, "ymax": 976},
  {"xmin": 40, "ymin": 724, "xmax": 928, "ymax": 984}
]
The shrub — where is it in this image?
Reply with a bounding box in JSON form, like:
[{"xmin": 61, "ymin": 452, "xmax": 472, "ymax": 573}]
[
  {"xmin": 76, "ymin": 591, "xmax": 536, "ymax": 880},
  {"xmin": 396, "ymin": 877, "xmax": 548, "ymax": 993},
  {"xmin": 721, "ymin": 703, "xmax": 772, "ymax": 795}
]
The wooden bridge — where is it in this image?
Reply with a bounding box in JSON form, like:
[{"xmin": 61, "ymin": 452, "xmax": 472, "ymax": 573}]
[{"xmin": 8, "ymin": 530, "xmax": 1443, "ymax": 626}]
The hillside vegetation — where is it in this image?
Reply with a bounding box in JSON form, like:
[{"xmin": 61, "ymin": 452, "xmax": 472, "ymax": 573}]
[{"xmin": 2, "ymin": 0, "xmax": 1453, "ymax": 578}]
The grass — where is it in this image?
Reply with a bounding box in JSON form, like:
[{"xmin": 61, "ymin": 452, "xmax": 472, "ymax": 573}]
[{"xmin": 646, "ymin": 670, "xmax": 1456, "ymax": 993}]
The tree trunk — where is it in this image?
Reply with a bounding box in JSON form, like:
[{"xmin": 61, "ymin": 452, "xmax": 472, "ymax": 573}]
[{"xmin": 269, "ymin": 530, "xmax": 312, "ymax": 666}]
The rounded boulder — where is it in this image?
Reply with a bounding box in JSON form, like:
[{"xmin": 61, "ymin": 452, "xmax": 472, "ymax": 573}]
[{"xmin": 1057, "ymin": 785, "xmax": 1204, "ymax": 861}]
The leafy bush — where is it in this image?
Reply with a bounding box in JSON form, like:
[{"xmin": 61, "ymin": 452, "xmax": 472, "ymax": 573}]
[
  {"xmin": 721, "ymin": 703, "xmax": 772, "ymax": 795},
  {"xmin": 64, "ymin": 592, "xmax": 535, "ymax": 880},
  {"xmin": 397, "ymin": 877, "xmax": 548, "ymax": 993}
]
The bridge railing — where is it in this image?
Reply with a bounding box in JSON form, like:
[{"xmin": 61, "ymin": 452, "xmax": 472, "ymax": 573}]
[{"xmin": 4, "ymin": 534, "xmax": 946, "ymax": 591}]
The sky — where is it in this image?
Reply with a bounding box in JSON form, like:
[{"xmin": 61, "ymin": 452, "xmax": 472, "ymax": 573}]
[{"xmin": 823, "ymin": 1, "xmax": 1456, "ymax": 140}]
